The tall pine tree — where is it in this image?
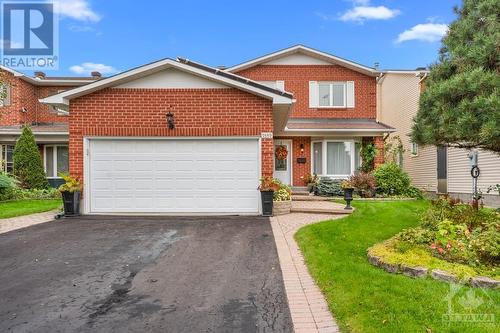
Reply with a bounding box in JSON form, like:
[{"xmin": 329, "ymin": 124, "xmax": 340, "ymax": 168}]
[
  {"xmin": 411, "ymin": 0, "xmax": 500, "ymax": 153},
  {"xmin": 13, "ymin": 126, "xmax": 49, "ymax": 189}
]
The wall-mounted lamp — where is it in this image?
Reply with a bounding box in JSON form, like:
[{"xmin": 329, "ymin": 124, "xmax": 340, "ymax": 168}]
[
  {"xmin": 166, "ymin": 112, "xmax": 175, "ymax": 129},
  {"xmin": 300, "ymin": 143, "xmax": 304, "ymax": 154}
]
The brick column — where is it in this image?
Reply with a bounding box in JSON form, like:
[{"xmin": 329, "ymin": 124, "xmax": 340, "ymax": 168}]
[{"xmin": 374, "ymin": 136, "xmax": 385, "ymax": 168}]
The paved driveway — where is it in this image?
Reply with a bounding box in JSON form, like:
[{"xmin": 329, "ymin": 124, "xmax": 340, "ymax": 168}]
[{"xmin": 0, "ymin": 216, "xmax": 292, "ymax": 333}]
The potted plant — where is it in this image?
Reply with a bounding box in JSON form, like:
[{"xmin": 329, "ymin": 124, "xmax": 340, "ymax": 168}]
[
  {"xmin": 341, "ymin": 180, "xmax": 354, "ymax": 210},
  {"xmin": 258, "ymin": 177, "xmax": 279, "ymax": 216},
  {"xmin": 58, "ymin": 173, "xmax": 82, "ymax": 216},
  {"xmin": 303, "ymin": 173, "xmax": 319, "ymax": 193},
  {"xmin": 273, "ymin": 181, "xmax": 292, "ymax": 216}
]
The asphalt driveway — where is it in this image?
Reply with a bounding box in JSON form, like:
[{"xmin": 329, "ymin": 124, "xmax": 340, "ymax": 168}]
[{"xmin": 0, "ymin": 215, "xmax": 293, "ymax": 333}]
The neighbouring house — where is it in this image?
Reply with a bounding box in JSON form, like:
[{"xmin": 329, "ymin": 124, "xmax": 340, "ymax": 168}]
[
  {"xmin": 31, "ymin": 45, "xmax": 395, "ymax": 215},
  {"xmin": 0, "ymin": 66, "xmax": 101, "ymax": 187},
  {"xmin": 379, "ymin": 71, "xmax": 500, "ymax": 207}
]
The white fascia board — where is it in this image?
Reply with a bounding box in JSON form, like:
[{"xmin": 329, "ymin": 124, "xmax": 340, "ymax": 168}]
[
  {"xmin": 226, "ymin": 45, "xmax": 379, "ymax": 76},
  {"xmin": 0, "ymin": 65, "xmax": 25, "ymax": 77},
  {"xmin": 40, "ymin": 59, "xmax": 294, "ymax": 106},
  {"xmin": 283, "ymin": 127, "xmax": 396, "ymax": 133}
]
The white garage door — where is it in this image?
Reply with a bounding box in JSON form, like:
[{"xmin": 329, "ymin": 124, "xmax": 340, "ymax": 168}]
[{"xmin": 87, "ymin": 138, "xmax": 260, "ymax": 214}]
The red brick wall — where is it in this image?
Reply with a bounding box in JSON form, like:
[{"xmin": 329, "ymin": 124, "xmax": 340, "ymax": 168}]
[
  {"xmin": 374, "ymin": 136, "xmax": 385, "ymax": 168},
  {"xmin": 275, "ymin": 136, "xmax": 311, "ymax": 186},
  {"xmin": 69, "ymin": 88, "xmax": 274, "ymax": 185},
  {"xmin": 236, "ymin": 65, "xmax": 377, "ymax": 119},
  {"xmin": 0, "ymin": 70, "xmax": 73, "ymax": 126}
]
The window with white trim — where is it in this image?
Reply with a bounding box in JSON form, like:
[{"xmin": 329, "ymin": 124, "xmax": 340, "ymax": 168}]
[
  {"xmin": 0, "ymin": 84, "xmax": 11, "ymax": 107},
  {"xmin": 311, "ymin": 140, "xmax": 358, "ymax": 177},
  {"xmin": 0, "ymin": 144, "xmax": 14, "ymax": 173},
  {"xmin": 309, "ymin": 81, "xmax": 354, "ymax": 108},
  {"xmin": 44, "ymin": 145, "xmax": 69, "ymax": 178},
  {"xmin": 411, "ymin": 142, "xmax": 418, "ymax": 156}
]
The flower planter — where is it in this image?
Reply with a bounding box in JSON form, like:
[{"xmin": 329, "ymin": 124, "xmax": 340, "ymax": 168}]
[
  {"xmin": 273, "ymin": 200, "xmax": 291, "ymax": 216},
  {"xmin": 343, "ymin": 188, "xmax": 354, "ymax": 210},
  {"xmin": 260, "ymin": 190, "xmax": 274, "ymax": 216},
  {"xmin": 61, "ymin": 191, "xmax": 81, "ymax": 216}
]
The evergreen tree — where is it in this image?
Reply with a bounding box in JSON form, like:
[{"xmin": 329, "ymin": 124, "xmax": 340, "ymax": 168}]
[
  {"xmin": 411, "ymin": 0, "xmax": 500, "ymax": 153},
  {"xmin": 13, "ymin": 126, "xmax": 49, "ymax": 189}
]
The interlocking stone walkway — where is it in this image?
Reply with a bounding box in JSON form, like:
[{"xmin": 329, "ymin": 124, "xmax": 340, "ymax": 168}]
[
  {"xmin": 0, "ymin": 210, "xmax": 58, "ymax": 234},
  {"xmin": 271, "ymin": 210, "xmax": 346, "ymax": 333}
]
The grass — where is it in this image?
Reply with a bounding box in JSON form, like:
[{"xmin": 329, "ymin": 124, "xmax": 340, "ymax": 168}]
[
  {"xmin": 0, "ymin": 199, "xmax": 62, "ymax": 219},
  {"xmin": 295, "ymin": 200, "xmax": 500, "ymax": 333}
]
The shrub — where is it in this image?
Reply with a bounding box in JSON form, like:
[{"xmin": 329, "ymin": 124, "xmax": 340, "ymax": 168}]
[
  {"xmin": 0, "ymin": 172, "xmax": 18, "ymax": 201},
  {"xmin": 13, "ymin": 126, "xmax": 49, "ymax": 189},
  {"xmin": 373, "ymin": 163, "xmax": 414, "ymax": 196},
  {"xmin": 360, "ymin": 143, "xmax": 378, "ymax": 172},
  {"xmin": 316, "ymin": 177, "xmax": 343, "ymax": 196},
  {"xmin": 349, "ymin": 172, "xmax": 377, "ymax": 197}
]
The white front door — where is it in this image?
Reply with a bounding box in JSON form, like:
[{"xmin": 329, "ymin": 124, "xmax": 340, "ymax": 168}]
[
  {"xmin": 86, "ymin": 138, "xmax": 260, "ymax": 214},
  {"xmin": 273, "ymin": 140, "xmax": 292, "ymax": 185}
]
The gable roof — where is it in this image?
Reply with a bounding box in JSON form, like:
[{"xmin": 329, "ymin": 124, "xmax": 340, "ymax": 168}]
[
  {"xmin": 226, "ymin": 45, "xmax": 380, "ymax": 76},
  {"xmin": 40, "ymin": 58, "xmax": 294, "ymax": 109},
  {"xmin": 0, "ymin": 65, "xmax": 98, "ymax": 86}
]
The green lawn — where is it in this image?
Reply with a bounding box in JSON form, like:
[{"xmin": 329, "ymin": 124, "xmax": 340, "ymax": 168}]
[
  {"xmin": 295, "ymin": 201, "xmax": 499, "ymax": 333},
  {"xmin": 0, "ymin": 199, "xmax": 62, "ymax": 219}
]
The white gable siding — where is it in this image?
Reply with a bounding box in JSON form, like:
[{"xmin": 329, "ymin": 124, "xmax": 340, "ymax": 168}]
[
  {"xmin": 264, "ymin": 53, "xmax": 331, "ymax": 65},
  {"xmin": 115, "ymin": 68, "xmax": 228, "ymax": 89}
]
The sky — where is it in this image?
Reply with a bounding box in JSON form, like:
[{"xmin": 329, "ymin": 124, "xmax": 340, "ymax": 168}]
[{"xmin": 18, "ymin": 0, "xmax": 463, "ymax": 76}]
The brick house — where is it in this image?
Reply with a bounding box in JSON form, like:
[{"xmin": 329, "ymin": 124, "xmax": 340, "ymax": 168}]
[
  {"xmin": 0, "ymin": 65, "xmax": 100, "ymax": 187},
  {"xmin": 6, "ymin": 45, "xmax": 394, "ymax": 214}
]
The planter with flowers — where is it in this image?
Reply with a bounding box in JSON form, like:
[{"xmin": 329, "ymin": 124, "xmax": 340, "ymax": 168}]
[
  {"xmin": 58, "ymin": 173, "xmax": 82, "ymax": 216},
  {"xmin": 341, "ymin": 180, "xmax": 354, "ymax": 210},
  {"xmin": 258, "ymin": 177, "xmax": 280, "ymax": 216},
  {"xmin": 303, "ymin": 173, "xmax": 319, "ymax": 193}
]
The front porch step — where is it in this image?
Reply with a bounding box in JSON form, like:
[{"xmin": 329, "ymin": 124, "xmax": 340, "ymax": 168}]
[
  {"xmin": 292, "ymin": 195, "xmax": 331, "ymax": 201},
  {"xmin": 291, "ymin": 191, "xmax": 311, "ymax": 196},
  {"xmin": 290, "ymin": 207, "xmax": 352, "ymax": 215}
]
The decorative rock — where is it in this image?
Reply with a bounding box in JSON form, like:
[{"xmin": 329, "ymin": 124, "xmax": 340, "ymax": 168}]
[
  {"xmin": 367, "ymin": 253, "xmax": 381, "ymax": 266},
  {"xmin": 470, "ymin": 276, "xmax": 500, "ymax": 289},
  {"xmin": 401, "ymin": 265, "xmax": 428, "ymax": 278},
  {"xmin": 380, "ymin": 261, "xmax": 399, "ymax": 273},
  {"xmin": 431, "ymin": 269, "xmax": 459, "ymax": 283}
]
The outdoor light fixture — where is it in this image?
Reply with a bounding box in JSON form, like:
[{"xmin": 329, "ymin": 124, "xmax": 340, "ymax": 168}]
[
  {"xmin": 166, "ymin": 112, "xmax": 175, "ymax": 129},
  {"xmin": 300, "ymin": 143, "xmax": 304, "ymax": 154}
]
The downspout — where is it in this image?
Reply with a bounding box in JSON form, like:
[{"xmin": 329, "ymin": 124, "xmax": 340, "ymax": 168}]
[{"xmin": 375, "ymin": 72, "xmax": 386, "ymax": 123}]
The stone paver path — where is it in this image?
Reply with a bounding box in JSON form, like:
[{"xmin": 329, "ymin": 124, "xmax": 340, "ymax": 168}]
[
  {"xmin": 271, "ymin": 212, "xmax": 346, "ymax": 333},
  {"xmin": 0, "ymin": 210, "xmax": 58, "ymax": 234}
]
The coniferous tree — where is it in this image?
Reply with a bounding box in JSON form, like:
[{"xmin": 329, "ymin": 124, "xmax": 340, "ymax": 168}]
[
  {"xmin": 13, "ymin": 126, "xmax": 49, "ymax": 189},
  {"xmin": 411, "ymin": 0, "xmax": 500, "ymax": 153}
]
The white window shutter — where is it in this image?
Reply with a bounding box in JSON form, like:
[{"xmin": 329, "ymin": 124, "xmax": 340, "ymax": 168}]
[
  {"xmin": 275, "ymin": 80, "xmax": 285, "ymax": 91},
  {"xmin": 309, "ymin": 81, "xmax": 318, "ymax": 108},
  {"xmin": 346, "ymin": 81, "xmax": 355, "ymax": 108}
]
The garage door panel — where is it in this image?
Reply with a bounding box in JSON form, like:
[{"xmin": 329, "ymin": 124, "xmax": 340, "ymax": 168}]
[{"xmin": 88, "ymin": 138, "xmax": 260, "ymax": 214}]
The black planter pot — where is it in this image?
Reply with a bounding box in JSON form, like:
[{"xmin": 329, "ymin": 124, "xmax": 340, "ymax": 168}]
[
  {"xmin": 343, "ymin": 188, "xmax": 354, "ymax": 210},
  {"xmin": 61, "ymin": 191, "xmax": 81, "ymax": 216},
  {"xmin": 261, "ymin": 190, "xmax": 274, "ymax": 216}
]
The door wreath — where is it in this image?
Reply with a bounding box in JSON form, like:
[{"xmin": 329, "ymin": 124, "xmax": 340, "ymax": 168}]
[{"xmin": 275, "ymin": 145, "xmax": 288, "ymax": 160}]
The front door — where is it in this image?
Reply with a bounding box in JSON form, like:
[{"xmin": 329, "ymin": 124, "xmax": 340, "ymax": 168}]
[
  {"xmin": 274, "ymin": 140, "xmax": 292, "ymax": 185},
  {"xmin": 437, "ymin": 146, "xmax": 447, "ymax": 193}
]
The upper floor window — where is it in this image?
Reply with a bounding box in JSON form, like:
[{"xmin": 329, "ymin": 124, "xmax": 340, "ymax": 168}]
[
  {"xmin": 0, "ymin": 84, "xmax": 11, "ymax": 107},
  {"xmin": 309, "ymin": 81, "xmax": 355, "ymax": 108}
]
